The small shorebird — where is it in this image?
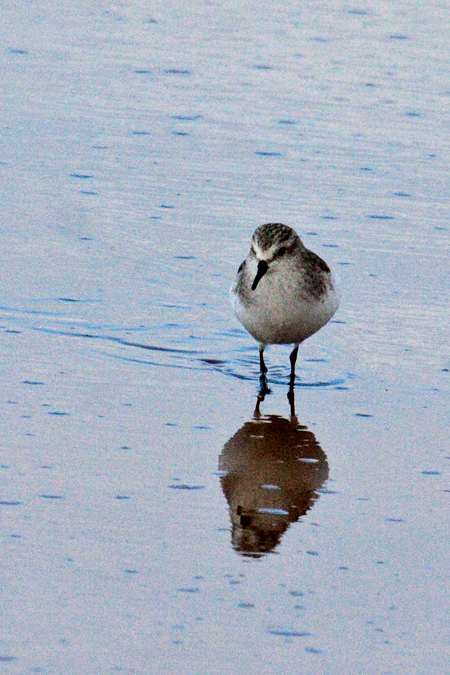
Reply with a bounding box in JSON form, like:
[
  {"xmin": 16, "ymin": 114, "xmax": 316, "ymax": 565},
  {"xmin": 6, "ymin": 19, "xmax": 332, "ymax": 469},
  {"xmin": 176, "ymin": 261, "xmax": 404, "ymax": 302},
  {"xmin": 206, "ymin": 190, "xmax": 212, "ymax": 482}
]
[{"xmin": 231, "ymin": 223, "xmax": 339, "ymax": 389}]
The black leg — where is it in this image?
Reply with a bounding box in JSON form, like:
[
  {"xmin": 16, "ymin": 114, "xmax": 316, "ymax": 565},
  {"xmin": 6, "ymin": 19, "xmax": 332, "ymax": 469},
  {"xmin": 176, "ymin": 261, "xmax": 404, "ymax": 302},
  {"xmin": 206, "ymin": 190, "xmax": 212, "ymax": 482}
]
[
  {"xmin": 287, "ymin": 386, "xmax": 296, "ymax": 418},
  {"xmin": 289, "ymin": 345, "xmax": 299, "ymax": 386},
  {"xmin": 259, "ymin": 372, "xmax": 271, "ymax": 395},
  {"xmin": 253, "ymin": 389, "xmax": 266, "ymax": 418},
  {"xmin": 259, "ymin": 346, "xmax": 267, "ymax": 374},
  {"xmin": 288, "ymin": 346, "xmax": 299, "ymax": 418},
  {"xmin": 258, "ymin": 346, "xmax": 270, "ymax": 394}
]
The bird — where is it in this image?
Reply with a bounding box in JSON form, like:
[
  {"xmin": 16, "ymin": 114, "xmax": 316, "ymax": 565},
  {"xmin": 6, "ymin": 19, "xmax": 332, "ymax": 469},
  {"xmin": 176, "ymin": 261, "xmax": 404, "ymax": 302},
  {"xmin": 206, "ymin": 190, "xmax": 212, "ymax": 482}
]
[{"xmin": 230, "ymin": 222, "xmax": 339, "ymax": 389}]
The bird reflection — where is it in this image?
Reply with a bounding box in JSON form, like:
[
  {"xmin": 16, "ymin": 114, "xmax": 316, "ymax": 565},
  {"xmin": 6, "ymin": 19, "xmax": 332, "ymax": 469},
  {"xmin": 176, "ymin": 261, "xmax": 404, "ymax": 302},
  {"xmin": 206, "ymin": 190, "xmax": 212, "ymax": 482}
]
[{"xmin": 219, "ymin": 391, "xmax": 329, "ymax": 558}]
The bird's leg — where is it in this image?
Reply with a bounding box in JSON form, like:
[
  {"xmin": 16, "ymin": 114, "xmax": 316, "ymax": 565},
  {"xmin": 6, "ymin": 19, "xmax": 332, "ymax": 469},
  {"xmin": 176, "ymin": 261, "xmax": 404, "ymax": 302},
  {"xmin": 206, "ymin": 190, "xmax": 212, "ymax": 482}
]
[
  {"xmin": 287, "ymin": 386, "xmax": 296, "ymax": 418},
  {"xmin": 259, "ymin": 373, "xmax": 271, "ymax": 395},
  {"xmin": 259, "ymin": 346, "xmax": 267, "ymax": 374},
  {"xmin": 289, "ymin": 345, "xmax": 299, "ymax": 388},
  {"xmin": 253, "ymin": 390, "xmax": 265, "ymax": 418},
  {"xmin": 258, "ymin": 345, "xmax": 271, "ymax": 394}
]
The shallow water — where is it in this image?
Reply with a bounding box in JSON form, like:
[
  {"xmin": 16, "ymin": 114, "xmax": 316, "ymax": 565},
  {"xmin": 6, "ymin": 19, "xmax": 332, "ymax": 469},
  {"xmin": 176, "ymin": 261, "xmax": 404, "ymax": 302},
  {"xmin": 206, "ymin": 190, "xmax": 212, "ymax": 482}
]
[{"xmin": 1, "ymin": 1, "xmax": 449, "ymax": 673}]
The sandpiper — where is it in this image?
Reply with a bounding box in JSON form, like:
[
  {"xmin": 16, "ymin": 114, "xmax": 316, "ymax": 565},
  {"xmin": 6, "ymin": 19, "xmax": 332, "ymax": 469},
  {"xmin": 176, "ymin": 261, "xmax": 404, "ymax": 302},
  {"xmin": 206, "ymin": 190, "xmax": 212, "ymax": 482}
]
[{"xmin": 231, "ymin": 223, "xmax": 339, "ymax": 388}]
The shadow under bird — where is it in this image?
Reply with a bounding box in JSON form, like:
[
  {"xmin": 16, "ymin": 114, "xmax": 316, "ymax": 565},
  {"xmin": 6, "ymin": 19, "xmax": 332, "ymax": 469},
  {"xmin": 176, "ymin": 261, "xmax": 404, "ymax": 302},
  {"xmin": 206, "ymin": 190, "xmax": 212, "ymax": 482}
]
[{"xmin": 231, "ymin": 223, "xmax": 339, "ymax": 390}]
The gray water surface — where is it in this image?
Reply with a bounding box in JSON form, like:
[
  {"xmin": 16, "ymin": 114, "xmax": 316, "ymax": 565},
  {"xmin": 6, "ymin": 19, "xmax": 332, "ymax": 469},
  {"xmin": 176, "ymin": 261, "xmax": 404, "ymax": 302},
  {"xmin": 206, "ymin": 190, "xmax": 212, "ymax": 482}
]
[{"xmin": 1, "ymin": 1, "xmax": 449, "ymax": 673}]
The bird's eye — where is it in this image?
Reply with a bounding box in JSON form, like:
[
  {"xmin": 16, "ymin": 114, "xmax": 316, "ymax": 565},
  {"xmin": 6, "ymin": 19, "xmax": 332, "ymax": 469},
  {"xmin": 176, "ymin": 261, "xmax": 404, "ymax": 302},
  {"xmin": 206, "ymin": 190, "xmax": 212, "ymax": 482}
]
[{"xmin": 278, "ymin": 247, "xmax": 286, "ymax": 257}]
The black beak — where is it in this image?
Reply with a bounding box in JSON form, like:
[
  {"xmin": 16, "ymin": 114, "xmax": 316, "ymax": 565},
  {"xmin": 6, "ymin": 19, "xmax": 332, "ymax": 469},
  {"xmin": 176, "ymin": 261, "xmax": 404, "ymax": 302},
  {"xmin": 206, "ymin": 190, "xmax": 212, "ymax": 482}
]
[{"xmin": 251, "ymin": 260, "xmax": 269, "ymax": 291}]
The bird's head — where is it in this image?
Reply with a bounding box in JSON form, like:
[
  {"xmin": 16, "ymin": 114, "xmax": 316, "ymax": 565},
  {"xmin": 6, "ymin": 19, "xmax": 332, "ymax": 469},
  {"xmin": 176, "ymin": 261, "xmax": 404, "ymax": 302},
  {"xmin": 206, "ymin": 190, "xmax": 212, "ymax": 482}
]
[{"xmin": 250, "ymin": 223, "xmax": 302, "ymax": 290}]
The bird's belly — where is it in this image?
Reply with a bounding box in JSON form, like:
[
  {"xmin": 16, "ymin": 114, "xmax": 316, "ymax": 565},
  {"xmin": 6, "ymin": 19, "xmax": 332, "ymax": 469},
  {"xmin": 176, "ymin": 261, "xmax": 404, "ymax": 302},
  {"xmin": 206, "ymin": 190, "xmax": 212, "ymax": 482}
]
[{"xmin": 234, "ymin": 290, "xmax": 339, "ymax": 346}]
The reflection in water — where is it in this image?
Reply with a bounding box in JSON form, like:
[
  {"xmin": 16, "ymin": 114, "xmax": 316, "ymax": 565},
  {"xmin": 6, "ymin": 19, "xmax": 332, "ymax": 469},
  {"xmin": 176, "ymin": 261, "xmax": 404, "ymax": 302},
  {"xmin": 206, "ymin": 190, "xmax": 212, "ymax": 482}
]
[{"xmin": 219, "ymin": 392, "xmax": 329, "ymax": 558}]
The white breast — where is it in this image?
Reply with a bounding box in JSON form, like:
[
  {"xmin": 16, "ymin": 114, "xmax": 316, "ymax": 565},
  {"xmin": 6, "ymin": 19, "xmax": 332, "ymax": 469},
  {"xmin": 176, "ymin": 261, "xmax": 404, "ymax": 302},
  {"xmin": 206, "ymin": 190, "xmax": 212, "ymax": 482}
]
[{"xmin": 231, "ymin": 261, "xmax": 339, "ymax": 347}]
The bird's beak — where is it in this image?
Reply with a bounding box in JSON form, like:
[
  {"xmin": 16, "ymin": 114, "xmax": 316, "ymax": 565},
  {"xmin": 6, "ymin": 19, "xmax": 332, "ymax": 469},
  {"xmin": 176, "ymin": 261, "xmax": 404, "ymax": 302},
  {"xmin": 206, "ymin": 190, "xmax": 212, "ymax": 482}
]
[{"xmin": 252, "ymin": 260, "xmax": 269, "ymax": 290}]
